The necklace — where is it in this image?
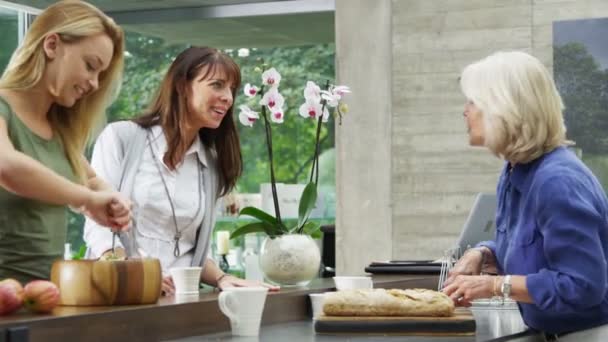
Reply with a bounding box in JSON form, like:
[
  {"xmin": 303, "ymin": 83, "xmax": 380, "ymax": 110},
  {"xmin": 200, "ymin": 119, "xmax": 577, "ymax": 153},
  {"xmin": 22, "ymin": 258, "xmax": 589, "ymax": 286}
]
[{"xmin": 146, "ymin": 130, "xmax": 203, "ymax": 257}]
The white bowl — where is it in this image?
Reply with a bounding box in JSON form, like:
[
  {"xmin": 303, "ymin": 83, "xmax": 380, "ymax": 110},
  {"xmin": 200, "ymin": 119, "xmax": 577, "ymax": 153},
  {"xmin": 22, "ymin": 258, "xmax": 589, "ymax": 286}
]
[{"xmin": 333, "ymin": 276, "xmax": 373, "ymax": 291}]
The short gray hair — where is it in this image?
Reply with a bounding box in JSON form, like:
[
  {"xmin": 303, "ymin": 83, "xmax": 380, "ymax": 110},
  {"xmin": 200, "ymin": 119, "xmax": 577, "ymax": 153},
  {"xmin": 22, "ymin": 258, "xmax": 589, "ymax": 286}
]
[{"xmin": 460, "ymin": 51, "xmax": 566, "ymax": 163}]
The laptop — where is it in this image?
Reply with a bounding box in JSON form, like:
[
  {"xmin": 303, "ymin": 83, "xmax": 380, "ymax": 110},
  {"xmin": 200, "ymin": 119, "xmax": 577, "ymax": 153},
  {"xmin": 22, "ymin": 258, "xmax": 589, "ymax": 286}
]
[
  {"xmin": 455, "ymin": 192, "xmax": 497, "ymax": 254},
  {"xmin": 365, "ymin": 192, "xmax": 497, "ymax": 274}
]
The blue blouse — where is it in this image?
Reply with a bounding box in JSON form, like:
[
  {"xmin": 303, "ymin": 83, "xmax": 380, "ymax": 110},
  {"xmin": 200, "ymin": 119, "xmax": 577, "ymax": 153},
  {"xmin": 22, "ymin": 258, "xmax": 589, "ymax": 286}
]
[{"xmin": 479, "ymin": 146, "xmax": 608, "ymax": 334}]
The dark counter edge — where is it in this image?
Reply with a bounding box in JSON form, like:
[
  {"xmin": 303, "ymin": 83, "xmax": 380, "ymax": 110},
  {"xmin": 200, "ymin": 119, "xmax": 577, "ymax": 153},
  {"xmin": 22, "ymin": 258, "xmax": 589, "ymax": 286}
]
[{"xmin": 0, "ymin": 275, "xmax": 438, "ymax": 342}]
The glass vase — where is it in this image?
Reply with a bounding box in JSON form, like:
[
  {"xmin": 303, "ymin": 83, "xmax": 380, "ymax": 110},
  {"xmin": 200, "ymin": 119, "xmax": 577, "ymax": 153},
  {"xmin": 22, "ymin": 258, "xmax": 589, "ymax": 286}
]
[{"xmin": 259, "ymin": 234, "xmax": 321, "ymax": 287}]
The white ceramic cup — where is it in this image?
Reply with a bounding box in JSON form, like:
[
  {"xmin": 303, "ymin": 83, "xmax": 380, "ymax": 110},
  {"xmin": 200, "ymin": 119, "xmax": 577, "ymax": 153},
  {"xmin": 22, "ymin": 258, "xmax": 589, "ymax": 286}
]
[
  {"xmin": 169, "ymin": 267, "xmax": 202, "ymax": 294},
  {"xmin": 218, "ymin": 287, "xmax": 269, "ymax": 336},
  {"xmin": 333, "ymin": 276, "xmax": 373, "ymax": 290},
  {"xmin": 309, "ymin": 293, "xmax": 327, "ymax": 319}
]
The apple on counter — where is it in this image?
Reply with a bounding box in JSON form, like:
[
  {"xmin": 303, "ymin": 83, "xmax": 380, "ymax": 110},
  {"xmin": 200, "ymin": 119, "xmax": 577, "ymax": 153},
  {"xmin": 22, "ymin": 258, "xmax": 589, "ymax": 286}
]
[
  {"xmin": 0, "ymin": 278, "xmax": 60, "ymax": 315},
  {"xmin": 23, "ymin": 280, "xmax": 60, "ymax": 313},
  {"xmin": 0, "ymin": 278, "xmax": 24, "ymax": 315}
]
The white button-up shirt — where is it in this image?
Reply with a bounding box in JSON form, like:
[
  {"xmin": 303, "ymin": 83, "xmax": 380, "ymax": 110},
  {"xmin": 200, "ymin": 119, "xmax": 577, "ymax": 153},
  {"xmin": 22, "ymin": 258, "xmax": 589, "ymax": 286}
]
[{"xmin": 84, "ymin": 125, "xmax": 206, "ymax": 275}]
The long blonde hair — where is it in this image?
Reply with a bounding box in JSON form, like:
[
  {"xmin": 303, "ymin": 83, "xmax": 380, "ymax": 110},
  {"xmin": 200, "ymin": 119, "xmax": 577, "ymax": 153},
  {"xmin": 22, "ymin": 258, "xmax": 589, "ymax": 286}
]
[
  {"xmin": 0, "ymin": 0, "xmax": 124, "ymax": 181},
  {"xmin": 460, "ymin": 51, "xmax": 566, "ymax": 164}
]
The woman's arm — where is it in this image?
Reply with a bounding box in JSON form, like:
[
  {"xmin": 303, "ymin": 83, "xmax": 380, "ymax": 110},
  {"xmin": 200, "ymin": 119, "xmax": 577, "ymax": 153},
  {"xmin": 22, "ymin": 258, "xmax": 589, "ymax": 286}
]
[
  {"xmin": 525, "ymin": 174, "xmax": 607, "ymax": 312},
  {"xmin": 505, "ymin": 275, "xmax": 533, "ymax": 303},
  {"xmin": 200, "ymin": 258, "xmax": 226, "ymax": 287},
  {"xmin": 82, "ymin": 156, "xmax": 113, "ymax": 192},
  {"xmin": 0, "ymin": 118, "xmax": 93, "ymax": 207}
]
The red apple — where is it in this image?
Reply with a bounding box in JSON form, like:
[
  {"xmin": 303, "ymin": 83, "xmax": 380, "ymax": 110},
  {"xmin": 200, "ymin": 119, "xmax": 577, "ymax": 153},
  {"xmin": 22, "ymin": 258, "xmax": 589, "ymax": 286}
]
[
  {"xmin": 23, "ymin": 280, "xmax": 60, "ymax": 313},
  {"xmin": 0, "ymin": 278, "xmax": 24, "ymax": 315}
]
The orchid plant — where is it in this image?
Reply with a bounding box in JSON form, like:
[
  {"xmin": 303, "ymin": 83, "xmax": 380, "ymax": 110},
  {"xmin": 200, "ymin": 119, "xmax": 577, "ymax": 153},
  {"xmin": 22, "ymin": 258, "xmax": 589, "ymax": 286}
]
[{"xmin": 230, "ymin": 67, "xmax": 350, "ymax": 240}]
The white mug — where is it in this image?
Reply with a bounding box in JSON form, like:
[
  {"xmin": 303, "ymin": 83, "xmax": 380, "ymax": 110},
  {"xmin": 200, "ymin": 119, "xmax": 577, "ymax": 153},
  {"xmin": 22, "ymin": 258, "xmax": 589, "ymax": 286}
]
[
  {"xmin": 333, "ymin": 276, "xmax": 373, "ymax": 290},
  {"xmin": 218, "ymin": 287, "xmax": 269, "ymax": 336},
  {"xmin": 309, "ymin": 293, "xmax": 327, "ymax": 319},
  {"xmin": 170, "ymin": 267, "xmax": 202, "ymax": 294}
]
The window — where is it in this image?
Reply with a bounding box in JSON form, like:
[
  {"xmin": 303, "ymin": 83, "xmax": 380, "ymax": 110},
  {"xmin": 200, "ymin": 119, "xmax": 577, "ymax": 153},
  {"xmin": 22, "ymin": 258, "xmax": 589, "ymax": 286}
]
[
  {"xmin": 554, "ymin": 18, "xmax": 608, "ymax": 191},
  {"xmin": 0, "ymin": 6, "xmax": 18, "ymax": 73}
]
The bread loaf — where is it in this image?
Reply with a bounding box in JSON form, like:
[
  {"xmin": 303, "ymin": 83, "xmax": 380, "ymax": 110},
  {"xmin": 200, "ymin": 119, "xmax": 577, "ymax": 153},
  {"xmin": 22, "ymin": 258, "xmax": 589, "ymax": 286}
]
[{"xmin": 323, "ymin": 288, "xmax": 454, "ymax": 317}]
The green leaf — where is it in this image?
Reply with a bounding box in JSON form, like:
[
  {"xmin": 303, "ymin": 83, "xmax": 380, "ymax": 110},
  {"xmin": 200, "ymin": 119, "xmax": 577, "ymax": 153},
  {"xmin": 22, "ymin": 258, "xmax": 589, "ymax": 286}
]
[
  {"xmin": 297, "ymin": 182, "xmax": 318, "ymax": 230},
  {"xmin": 230, "ymin": 222, "xmax": 279, "ymax": 240},
  {"xmin": 239, "ymin": 206, "xmax": 278, "ymax": 226},
  {"xmin": 71, "ymin": 245, "xmax": 87, "ymax": 260},
  {"xmin": 301, "ymin": 221, "xmax": 322, "ymax": 238}
]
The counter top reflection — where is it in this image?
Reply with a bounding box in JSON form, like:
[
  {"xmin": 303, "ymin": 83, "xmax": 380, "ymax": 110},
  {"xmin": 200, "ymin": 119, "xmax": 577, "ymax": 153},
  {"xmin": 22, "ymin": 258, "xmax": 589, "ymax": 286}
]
[{"xmin": 0, "ymin": 275, "xmax": 438, "ymax": 342}]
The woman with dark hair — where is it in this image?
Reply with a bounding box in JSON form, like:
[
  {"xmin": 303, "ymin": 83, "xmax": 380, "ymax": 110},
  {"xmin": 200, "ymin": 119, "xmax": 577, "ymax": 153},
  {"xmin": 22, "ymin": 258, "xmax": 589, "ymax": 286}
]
[{"xmin": 84, "ymin": 46, "xmax": 277, "ymax": 294}]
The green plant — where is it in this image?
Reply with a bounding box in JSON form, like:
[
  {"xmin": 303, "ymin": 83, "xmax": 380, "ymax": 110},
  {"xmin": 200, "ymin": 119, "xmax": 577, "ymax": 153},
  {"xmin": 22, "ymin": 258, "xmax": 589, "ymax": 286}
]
[{"xmin": 230, "ymin": 66, "xmax": 349, "ymax": 240}]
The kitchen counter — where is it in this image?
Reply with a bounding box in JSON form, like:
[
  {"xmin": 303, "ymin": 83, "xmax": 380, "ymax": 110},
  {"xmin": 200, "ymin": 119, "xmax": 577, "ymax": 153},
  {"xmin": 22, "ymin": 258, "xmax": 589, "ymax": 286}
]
[
  {"xmin": 0, "ymin": 275, "xmax": 440, "ymax": 342},
  {"xmin": 168, "ymin": 303, "xmax": 527, "ymax": 342}
]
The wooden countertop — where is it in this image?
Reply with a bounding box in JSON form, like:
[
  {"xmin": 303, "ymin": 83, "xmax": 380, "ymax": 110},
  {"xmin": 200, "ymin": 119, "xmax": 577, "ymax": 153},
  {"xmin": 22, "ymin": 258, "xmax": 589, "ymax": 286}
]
[{"xmin": 0, "ymin": 275, "xmax": 438, "ymax": 342}]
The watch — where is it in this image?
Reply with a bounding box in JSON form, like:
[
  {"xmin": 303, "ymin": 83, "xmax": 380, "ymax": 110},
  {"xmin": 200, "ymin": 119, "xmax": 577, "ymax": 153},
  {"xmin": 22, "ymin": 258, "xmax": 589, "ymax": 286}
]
[{"xmin": 501, "ymin": 275, "xmax": 512, "ymax": 301}]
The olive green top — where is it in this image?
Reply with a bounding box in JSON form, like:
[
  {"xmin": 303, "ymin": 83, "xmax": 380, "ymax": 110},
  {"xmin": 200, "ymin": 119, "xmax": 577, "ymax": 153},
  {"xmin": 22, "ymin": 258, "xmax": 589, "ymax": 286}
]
[{"xmin": 0, "ymin": 96, "xmax": 76, "ymax": 283}]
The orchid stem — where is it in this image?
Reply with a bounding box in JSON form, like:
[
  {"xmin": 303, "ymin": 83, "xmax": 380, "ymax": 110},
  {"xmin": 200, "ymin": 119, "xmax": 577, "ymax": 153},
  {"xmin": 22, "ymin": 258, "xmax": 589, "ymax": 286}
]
[
  {"xmin": 260, "ymin": 86, "xmax": 282, "ymax": 226},
  {"xmin": 309, "ymin": 80, "xmax": 330, "ymax": 187}
]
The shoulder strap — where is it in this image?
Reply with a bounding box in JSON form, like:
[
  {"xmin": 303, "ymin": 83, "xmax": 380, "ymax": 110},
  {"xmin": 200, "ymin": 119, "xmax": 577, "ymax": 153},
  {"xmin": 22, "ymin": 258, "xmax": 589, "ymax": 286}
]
[
  {"xmin": 0, "ymin": 96, "xmax": 13, "ymax": 123},
  {"xmin": 108, "ymin": 121, "xmax": 148, "ymax": 257},
  {"xmin": 111, "ymin": 121, "xmax": 148, "ymax": 191}
]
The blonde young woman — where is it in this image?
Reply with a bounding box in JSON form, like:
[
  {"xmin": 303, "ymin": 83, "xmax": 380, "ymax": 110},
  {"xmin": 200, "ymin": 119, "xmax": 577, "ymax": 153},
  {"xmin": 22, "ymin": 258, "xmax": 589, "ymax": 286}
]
[
  {"xmin": 442, "ymin": 51, "xmax": 608, "ymax": 341},
  {"xmin": 0, "ymin": 1, "xmax": 131, "ymax": 283}
]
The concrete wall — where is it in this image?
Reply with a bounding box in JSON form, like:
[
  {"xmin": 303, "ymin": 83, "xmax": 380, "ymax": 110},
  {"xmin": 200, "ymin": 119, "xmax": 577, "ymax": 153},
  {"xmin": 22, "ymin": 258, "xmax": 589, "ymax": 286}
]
[
  {"xmin": 334, "ymin": 0, "xmax": 393, "ymax": 276},
  {"xmin": 335, "ymin": 0, "xmax": 608, "ymax": 275}
]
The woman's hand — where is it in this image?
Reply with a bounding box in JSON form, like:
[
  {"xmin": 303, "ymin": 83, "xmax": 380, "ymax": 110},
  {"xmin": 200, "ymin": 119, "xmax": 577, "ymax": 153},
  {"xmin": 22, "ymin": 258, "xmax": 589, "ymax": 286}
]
[
  {"xmin": 442, "ymin": 275, "xmax": 495, "ymax": 307},
  {"xmin": 443, "ymin": 247, "xmax": 492, "ymax": 288},
  {"xmin": 161, "ymin": 276, "xmax": 175, "ymax": 296},
  {"xmin": 217, "ymin": 274, "xmax": 280, "ymax": 292},
  {"xmin": 82, "ymin": 191, "xmax": 131, "ymax": 231}
]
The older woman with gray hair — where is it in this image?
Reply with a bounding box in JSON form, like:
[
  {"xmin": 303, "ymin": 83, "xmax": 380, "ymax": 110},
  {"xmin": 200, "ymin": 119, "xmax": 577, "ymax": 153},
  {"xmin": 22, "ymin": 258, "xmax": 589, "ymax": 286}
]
[{"xmin": 442, "ymin": 51, "xmax": 608, "ymax": 341}]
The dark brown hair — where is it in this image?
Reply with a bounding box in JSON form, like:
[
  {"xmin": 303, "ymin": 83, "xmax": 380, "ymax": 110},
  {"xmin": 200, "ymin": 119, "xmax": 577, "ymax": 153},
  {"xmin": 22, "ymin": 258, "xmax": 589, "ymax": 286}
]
[{"xmin": 133, "ymin": 46, "xmax": 242, "ymax": 196}]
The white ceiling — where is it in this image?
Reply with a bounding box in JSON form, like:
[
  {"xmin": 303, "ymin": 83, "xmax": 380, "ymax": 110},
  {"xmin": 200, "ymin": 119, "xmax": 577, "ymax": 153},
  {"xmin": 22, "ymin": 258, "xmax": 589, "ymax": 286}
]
[{"xmin": 4, "ymin": 0, "xmax": 335, "ymax": 48}]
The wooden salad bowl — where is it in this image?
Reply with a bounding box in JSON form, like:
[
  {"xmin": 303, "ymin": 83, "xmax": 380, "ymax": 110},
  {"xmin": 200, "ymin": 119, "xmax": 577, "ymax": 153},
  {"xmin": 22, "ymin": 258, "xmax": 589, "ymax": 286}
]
[{"xmin": 50, "ymin": 258, "xmax": 162, "ymax": 306}]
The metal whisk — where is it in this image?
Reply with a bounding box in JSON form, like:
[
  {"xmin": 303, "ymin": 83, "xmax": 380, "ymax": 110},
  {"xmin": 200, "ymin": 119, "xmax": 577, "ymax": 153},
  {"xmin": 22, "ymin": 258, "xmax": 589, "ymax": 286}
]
[{"xmin": 438, "ymin": 246, "xmax": 460, "ymax": 291}]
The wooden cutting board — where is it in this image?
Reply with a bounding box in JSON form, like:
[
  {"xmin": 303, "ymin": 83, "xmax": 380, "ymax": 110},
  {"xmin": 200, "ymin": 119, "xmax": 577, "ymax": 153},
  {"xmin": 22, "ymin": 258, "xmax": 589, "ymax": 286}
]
[
  {"xmin": 51, "ymin": 258, "xmax": 162, "ymax": 306},
  {"xmin": 314, "ymin": 308, "xmax": 476, "ymax": 336}
]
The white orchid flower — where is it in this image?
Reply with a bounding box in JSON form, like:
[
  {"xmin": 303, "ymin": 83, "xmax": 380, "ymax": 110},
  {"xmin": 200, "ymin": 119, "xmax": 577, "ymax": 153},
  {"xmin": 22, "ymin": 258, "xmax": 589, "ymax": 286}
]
[
  {"xmin": 259, "ymin": 87, "xmax": 285, "ymax": 111},
  {"xmin": 238, "ymin": 105, "xmax": 259, "ymax": 127},
  {"xmin": 244, "ymin": 83, "xmax": 259, "ymax": 98},
  {"xmin": 299, "ymin": 99, "xmax": 329, "ymax": 122},
  {"xmin": 321, "ymin": 106, "xmax": 330, "ymax": 122},
  {"xmin": 270, "ymin": 107, "xmax": 285, "ymax": 124},
  {"xmin": 331, "ymin": 85, "xmax": 351, "ymax": 97},
  {"xmin": 303, "ymin": 81, "xmax": 321, "ymax": 102},
  {"xmin": 262, "ymin": 68, "xmax": 281, "ymax": 87},
  {"xmin": 320, "ymin": 90, "xmax": 340, "ymax": 107}
]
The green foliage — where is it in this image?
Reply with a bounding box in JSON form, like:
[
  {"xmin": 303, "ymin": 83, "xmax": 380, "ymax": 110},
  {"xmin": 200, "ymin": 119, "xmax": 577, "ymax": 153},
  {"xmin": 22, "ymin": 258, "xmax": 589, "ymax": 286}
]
[
  {"xmin": 106, "ymin": 33, "xmax": 189, "ymax": 122},
  {"xmin": 554, "ymin": 42, "xmax": 608, "ymax": 196},
  {"xmin": 297, "ymin": 182, "xmax": 318, "ymax": 231},
  {"xmin": 229, "ymin": 222, "xmax": 276, "ymax": 240},
  {"xmin": 0, "ymin": 9, "xmax": 18, "ymax": 74},
  {"xmin": 299, "ymin": 221, "xmax": 322, "ymax": 239},
  {"xmin": 239, "ymin": 207, "xmax": 283, "ymax": 230},
  {"xmin": 554, "ymin": 43, "xmax": 608, "ymax": 154},
  {"xmin": 71, "ymin": 245, "xmax": 87, "ymax": 260},
  {"xmin": 233, "ymin": 181, "xmax": 321, "ymax": 239},
  {"xmin": 67, "ymin": 212, "xmax": 85, "ymax": 249}
]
